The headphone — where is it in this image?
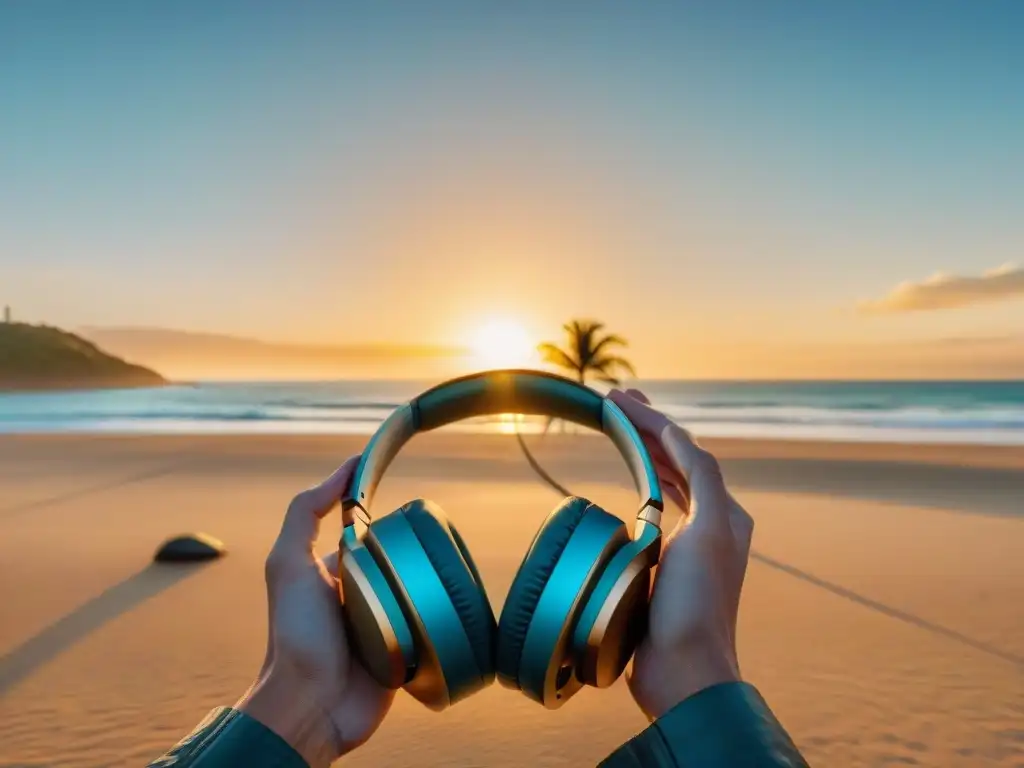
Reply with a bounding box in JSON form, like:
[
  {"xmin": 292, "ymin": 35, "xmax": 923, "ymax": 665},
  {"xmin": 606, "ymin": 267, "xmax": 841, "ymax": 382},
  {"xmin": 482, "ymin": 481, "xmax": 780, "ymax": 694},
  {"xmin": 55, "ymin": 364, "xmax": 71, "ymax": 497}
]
[{"xmin": 338, "ymin": 369, "xmax": 664, "ymax": 711}]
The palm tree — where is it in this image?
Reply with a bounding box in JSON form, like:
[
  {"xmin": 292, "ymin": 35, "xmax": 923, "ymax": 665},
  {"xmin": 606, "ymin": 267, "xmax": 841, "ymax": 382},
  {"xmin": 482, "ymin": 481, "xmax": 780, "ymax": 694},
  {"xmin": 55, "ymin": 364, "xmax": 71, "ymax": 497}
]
[
  {"xmin": 537, "ymin": 320, "xmax": 636, "ymax": 385},
  {"xmin": 516, "ymin": 320, "xmax": 636, "ymax": 495}
]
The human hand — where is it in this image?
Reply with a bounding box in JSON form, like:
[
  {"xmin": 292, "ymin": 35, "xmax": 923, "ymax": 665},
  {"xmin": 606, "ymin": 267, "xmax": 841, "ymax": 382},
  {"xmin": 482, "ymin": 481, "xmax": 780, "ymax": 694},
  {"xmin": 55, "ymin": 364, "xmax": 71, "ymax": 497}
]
[
  {"xmin": 608, "ymin": 389, "xmax": 755, "ymax": 721},
  {"xmin": 236, "ymin": 456, "xmax": 394, "ymax": 767}
]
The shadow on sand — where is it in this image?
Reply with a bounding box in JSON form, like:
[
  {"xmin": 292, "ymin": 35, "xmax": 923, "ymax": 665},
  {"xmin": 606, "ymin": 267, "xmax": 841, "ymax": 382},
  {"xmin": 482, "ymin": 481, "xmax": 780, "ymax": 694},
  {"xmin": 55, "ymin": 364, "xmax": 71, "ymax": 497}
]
[
  {"xmin": 0, "ymin": 460, "xmax": 194, "ymax": 521},
  {"xmin": 0, "ymin": 561, "xmax": 212, "ymax": 696},
  {"xmin": 722, "ymin": 457, "xmax": 1024, "ymax": 519},
  {"xmin": 749, "ymin": 551, "xmax": 1023, "ymax": 668}
]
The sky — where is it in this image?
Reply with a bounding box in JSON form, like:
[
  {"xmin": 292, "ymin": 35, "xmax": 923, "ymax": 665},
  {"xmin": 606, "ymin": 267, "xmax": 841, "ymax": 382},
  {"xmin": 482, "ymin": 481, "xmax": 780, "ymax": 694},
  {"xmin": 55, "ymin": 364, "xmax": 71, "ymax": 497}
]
[{"xmin": 2, "ymin": 1, "xmax": 1022, "ymax": 379}]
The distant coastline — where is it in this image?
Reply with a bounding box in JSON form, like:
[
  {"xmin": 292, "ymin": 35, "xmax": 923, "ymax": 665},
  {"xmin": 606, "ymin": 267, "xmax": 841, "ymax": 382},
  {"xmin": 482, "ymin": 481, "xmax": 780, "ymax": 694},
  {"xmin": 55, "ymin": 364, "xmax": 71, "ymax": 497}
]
[{"xmin": 0, "ymin": 322, "xmax": 166, "ymax": 392}]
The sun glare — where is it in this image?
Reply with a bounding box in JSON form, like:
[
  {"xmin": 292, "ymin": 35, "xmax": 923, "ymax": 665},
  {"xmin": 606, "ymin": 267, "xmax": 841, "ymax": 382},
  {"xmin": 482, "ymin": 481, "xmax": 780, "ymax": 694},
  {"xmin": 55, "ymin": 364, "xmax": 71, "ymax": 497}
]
[{"xmin": 469, "ymin": 319, "xmax": 536, "ymax": 370}]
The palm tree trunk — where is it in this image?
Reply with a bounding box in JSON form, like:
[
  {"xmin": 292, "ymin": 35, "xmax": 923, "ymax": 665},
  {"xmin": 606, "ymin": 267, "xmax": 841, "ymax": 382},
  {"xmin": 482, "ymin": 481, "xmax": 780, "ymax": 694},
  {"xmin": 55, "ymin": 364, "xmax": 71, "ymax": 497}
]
[
  {"xmin": 514, "ymin": 429, "xmax": 572, "ymax": 497},
  {"xmin": 513, "ymin": 363, "xmax": 591, "ymax": 494}
]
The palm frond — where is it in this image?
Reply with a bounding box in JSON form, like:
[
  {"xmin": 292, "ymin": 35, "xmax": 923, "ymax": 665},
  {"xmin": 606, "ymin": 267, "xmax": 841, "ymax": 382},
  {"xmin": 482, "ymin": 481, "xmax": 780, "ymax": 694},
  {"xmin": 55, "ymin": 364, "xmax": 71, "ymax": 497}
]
[
  {"xmin": 543, "ymin": 319, "xmax": 635, "ymax": 386},
  {"xmin": 589, "ymin": 333, "xmax": 629, "ymax": 359},
  {"xmin": 562, "ymin": 320, "xmax": 585, "ymax": 341},
  {"xmin": 590, "ymin": 354, "xmax": 637, "ymax": 378},
  {"xmin": 538, "ymin": 342, "xmax": 579, "ymax": 372}
]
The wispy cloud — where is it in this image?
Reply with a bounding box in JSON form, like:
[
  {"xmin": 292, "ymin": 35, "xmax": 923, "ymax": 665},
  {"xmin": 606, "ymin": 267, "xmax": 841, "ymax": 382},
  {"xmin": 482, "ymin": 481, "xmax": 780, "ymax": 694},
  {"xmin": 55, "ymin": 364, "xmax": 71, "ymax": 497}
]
[{"xmin": 860, "ymin": 264, "xmax": 1024, "ymax": 312}]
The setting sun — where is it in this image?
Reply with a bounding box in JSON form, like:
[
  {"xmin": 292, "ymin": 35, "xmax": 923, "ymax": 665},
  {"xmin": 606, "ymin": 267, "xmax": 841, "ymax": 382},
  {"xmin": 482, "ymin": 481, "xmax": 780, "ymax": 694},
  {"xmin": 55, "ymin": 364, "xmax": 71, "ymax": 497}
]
[{"xmin": 469, "ymin": 319, "xmax": 536, "ymax": 370}]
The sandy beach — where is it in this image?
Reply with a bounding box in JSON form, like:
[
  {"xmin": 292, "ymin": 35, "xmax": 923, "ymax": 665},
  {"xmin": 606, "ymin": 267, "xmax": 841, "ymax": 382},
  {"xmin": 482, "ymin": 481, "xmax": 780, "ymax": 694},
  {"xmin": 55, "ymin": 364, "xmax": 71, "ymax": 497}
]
[{"xmin": 1, "ymin": 432, "xmax": 1022, "ymax": 767}]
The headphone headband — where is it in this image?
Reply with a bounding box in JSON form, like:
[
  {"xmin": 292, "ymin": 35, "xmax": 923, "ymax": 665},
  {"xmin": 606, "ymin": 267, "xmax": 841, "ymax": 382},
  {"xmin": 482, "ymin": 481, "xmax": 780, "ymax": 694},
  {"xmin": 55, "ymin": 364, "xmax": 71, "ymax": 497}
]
[{"xmin": 341, "ymin": 369, "xmax": 663, "ymax": 526}]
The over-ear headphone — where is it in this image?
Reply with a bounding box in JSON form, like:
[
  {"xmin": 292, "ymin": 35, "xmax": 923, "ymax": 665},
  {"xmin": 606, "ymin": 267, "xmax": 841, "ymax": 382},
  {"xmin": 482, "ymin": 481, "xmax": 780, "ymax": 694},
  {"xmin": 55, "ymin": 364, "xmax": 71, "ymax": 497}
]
[{"xmin": 338, "ymin": 369, "xmax": 664, "ymax": 711}]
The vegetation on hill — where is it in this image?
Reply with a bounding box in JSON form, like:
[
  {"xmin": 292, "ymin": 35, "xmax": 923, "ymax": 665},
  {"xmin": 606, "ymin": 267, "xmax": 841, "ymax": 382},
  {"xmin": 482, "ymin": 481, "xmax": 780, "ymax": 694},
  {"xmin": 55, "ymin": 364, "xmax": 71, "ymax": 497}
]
[{"xmin": 0, "ymin": 322, "xmax": 166, "ymax": 391}]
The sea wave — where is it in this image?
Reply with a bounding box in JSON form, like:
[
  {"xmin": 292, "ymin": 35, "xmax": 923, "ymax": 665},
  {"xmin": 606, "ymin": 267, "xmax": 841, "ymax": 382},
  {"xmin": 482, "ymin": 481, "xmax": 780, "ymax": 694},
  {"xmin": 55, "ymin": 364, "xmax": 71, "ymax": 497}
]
[
  {"xmin": 261, "ymin": 399, "xmax": 405, "ymax": 411},
  {"xmin": 2, "ymin": 380, "xmax": 1023, "ymax": 444},
  {"xmin": 659, "ymin": 405, "xmax": 1024, "ymax": 431},
  {"xmin": 5, "ymin": 404, "xmax": 1022, "ymax": 430}
]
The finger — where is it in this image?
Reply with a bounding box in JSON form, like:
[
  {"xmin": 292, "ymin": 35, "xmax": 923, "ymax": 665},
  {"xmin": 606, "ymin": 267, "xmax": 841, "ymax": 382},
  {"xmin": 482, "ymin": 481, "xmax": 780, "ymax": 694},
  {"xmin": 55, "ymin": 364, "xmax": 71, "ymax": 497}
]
[
  {"xmin": 321, "ymin": 550, "xmax": 341, "ymax": 578},
  {"xmin": 624, "ymin": 388, "xmax": 651, "ymax": 405},
  {"xmin": 609, "ymin": 390, "xmax": 729, "ymax": 538},
  {"xmin": 728, "ymin": 498, "xmax": 754, "ymax": 560},
  {"xmin": 613, "ymin": 388, "xmax": 699, "ymax": 446},
  {"xmin": 271, "ymin": 455, "xmax": 361, "ymax": 573},
  {"xmin": 300, "ymin": 455, "xmax": 363, "ymax": 522},
  {"xmin": 725, "ymin": 498, "xmax": 754, "ymax": 644},
  {"xmin": 664, "ymin": 435, "xmax": 731, "ymax": 538},
  {"xmin": 646, "ymin": 438, "xmax": 683, "ymax": 478},
  {"xmin": 662, "ymin": 479, "xmax": 689, "ymax": 513},
  {"xmin": 612, "ymin": 390, "xmax": 694, "ymax": 508},
  {"xmin": 654, "ymin": 459, "xmax": 690, "ymax": 511},
  {"xmin": 260, "ymin": 596, "xmax": 276, "ymax": 677},
  {"xmin": 609, "ymin": 389, "xmax": 673, "ymax": 438},
  {"xmin": 652, "ymin": 450, "xmax": 687, "ymax": 487},
  {"xmin": 654, "ymin": 457, "xmax": 682, "ymax": 485}
]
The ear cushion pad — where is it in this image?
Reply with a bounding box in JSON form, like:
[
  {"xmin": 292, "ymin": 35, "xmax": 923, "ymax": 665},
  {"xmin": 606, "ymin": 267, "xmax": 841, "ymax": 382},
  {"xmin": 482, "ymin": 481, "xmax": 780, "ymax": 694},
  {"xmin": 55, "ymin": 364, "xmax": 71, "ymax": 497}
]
[
  {"xmin": 400, "ymin": 499, "xmax": 497, "ymax": 679},
  {"xmin": 495, "ymin": 496, "xmax": 596, "ymax": 687}
]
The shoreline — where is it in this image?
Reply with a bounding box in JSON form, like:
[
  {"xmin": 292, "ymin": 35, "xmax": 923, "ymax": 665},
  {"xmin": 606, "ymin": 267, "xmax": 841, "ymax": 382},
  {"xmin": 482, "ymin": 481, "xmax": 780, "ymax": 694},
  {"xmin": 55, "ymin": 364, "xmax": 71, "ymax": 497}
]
[{"xmin": 3, "ymin": 430, "xmax": 1024, "ymax": 468}]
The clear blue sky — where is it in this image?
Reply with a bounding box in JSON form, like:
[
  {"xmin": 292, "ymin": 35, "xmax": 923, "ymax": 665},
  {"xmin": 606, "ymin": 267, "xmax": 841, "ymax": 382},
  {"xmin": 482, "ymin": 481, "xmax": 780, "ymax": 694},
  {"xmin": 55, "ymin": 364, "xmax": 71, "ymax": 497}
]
[{"xmin": 2, "ymin": 2, "xmax": 1022, "ymax": 376}]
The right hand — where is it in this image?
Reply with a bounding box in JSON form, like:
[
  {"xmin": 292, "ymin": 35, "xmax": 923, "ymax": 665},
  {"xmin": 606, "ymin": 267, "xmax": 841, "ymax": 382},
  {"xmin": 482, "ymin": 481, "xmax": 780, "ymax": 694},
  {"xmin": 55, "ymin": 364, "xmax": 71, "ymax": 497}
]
[{"xmin": 608, "ymin": 388, "xmax": 755, "ymax": 720}]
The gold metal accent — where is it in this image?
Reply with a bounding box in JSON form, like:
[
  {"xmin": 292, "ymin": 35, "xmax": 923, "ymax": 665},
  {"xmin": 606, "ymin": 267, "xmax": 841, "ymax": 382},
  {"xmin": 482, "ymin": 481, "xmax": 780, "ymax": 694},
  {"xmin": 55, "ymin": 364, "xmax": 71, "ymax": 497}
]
[
  {"xmin": 352, "ymin": 505, "xmax": 371, "ymax": 528},
  {"xmin": 338, "ymin": 549, "xmax": 406, "ymax": 689},
  {"xmin": 578, "ymin": 554, "xmax": 651, "ymax": 689},
  {"xmin": 636, "ymin": 503, "xmax": 662, "ymax": 530}
]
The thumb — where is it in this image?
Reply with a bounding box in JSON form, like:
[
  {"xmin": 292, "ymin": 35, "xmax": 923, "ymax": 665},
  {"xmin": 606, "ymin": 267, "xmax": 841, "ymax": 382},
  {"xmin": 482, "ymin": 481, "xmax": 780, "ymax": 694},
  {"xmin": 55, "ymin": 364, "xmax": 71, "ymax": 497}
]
[
  {"xmin": 270, "ymin": 455, "xmax": 361, "ymax": 574},
  {"xmin": 624, "ymin": 388, "xmax": 651, "ymax": 405}
]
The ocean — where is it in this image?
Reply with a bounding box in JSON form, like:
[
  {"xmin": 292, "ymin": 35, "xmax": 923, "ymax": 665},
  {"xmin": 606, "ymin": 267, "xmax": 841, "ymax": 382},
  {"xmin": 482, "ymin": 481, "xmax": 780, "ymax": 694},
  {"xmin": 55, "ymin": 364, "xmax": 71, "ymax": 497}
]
[{"xmin": 1, "ymin": 379, "xmax": 1023, "ymax": 445}]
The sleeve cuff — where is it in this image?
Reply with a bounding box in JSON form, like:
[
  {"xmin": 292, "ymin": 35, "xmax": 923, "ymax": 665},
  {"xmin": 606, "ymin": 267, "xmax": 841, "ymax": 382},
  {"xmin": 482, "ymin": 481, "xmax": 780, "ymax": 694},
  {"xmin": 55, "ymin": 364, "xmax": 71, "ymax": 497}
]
[
  {"xmin": 599, "ymin": 682, "xmax": 809, "ymax": 767},
  {"xmin": 147, "ymin": 707, "xmax": 309, "ymax": 767}
]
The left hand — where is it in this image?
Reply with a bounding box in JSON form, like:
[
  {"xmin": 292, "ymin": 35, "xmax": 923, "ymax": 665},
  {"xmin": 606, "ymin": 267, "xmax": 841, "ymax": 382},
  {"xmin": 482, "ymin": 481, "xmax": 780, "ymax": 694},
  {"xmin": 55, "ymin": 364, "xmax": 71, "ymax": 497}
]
[{"xmin": 236, "ymin": 456, "xmax": 394, "ymax": 767}]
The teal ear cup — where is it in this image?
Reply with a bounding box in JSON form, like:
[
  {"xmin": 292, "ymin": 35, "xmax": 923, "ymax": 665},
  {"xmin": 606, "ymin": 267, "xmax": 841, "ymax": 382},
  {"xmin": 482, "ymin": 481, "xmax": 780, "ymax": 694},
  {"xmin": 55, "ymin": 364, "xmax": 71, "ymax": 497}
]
[
  {"xmin": 343, "ymin": 499, "xmax": 497, "ymax": 710},
  {"xmin": 495, "ymin": 497, "xmax": 630, "ymax": 706}
]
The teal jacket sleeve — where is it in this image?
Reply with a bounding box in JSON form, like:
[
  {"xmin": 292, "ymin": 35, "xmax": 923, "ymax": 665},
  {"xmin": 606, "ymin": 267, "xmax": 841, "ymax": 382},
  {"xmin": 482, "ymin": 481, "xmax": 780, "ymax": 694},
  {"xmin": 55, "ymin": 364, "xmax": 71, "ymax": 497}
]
[
  {"xmin": 146, "ymin": 707, "xmax": 307, "ymax": 768},
  {"xmin": 599, "ymin": 682, "xmax": 809, "ymax": 767},
  {"xmin": 149, "ymin": 682, "xmax": 807, "ymax": 767}
]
